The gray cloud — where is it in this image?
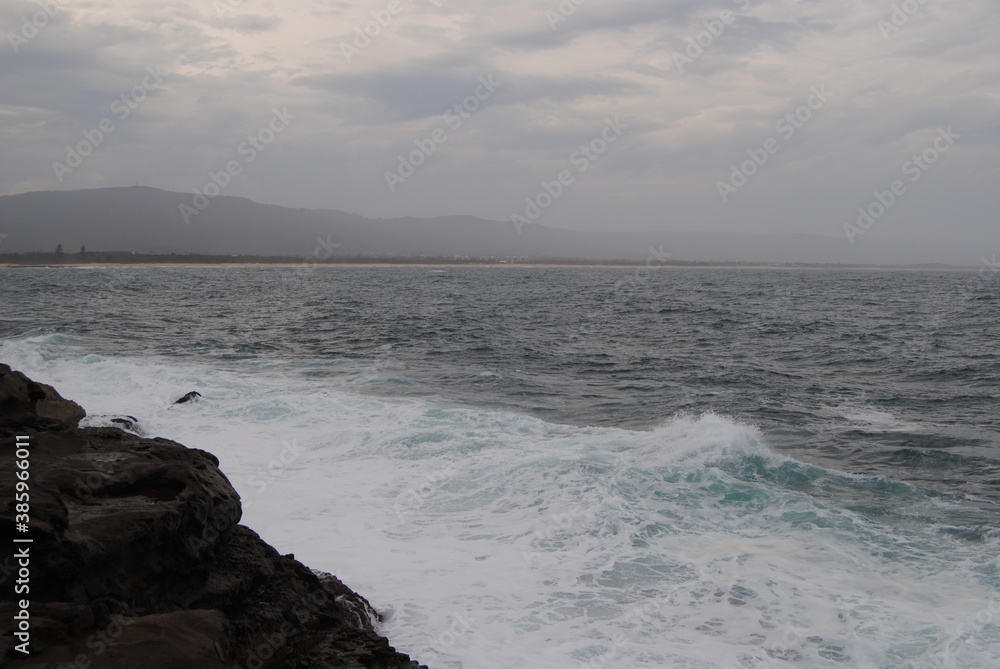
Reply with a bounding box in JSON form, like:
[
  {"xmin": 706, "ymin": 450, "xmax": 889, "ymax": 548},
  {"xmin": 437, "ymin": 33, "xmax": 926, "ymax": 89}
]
[
  {"xmin": 217, "ymin": 14, "xmax": 282, "ymax": 33},
  {"xmin": 0, "ymin": 0, "xmax": 997, "ymax": 261}
]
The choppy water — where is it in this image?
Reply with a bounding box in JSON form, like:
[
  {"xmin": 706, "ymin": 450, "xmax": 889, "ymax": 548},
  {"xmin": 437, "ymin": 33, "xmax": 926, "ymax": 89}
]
[{"xmin": 1, "ymin": 265, "xmax": 998, "ymax": 668}]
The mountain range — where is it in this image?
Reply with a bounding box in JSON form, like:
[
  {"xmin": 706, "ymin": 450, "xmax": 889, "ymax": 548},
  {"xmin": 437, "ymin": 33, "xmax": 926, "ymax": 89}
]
[{"xmin": 0, "ymin": 187, "xmax": 975, "ymax": 265}]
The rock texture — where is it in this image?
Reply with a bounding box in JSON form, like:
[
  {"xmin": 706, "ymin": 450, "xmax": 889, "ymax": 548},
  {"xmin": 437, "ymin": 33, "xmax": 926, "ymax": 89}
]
[{"xmin": 0, "ymin": 364, "xmax": 426, "ymax": 668}]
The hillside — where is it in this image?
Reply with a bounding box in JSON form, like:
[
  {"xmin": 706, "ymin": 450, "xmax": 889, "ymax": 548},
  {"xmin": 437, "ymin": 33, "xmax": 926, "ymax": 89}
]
[{"xmin": 0, "ymin": 187, "xmax": 976, "ymax": 265}]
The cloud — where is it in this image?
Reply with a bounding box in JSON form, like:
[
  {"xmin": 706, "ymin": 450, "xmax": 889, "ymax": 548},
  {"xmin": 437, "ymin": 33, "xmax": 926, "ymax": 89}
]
[
  {"xmin": 294, "ymin": 66, "xmax": 641, "ymax": 124},
  {"xmin": 216, "ymin": 14, "xmax": 281, "ymax": 33},
  {"xmin": 0, "ymin": 0, "xmax": 997, "ymax": 259}
]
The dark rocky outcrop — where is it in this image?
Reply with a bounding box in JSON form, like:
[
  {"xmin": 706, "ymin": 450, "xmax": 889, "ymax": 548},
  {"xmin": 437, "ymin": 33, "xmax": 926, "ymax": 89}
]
[
  {"xmin": 0, "ymin": 364, "xmax": 426, "ymax": 668},
  {"xmin": 0, "ymin": 367, "xmax": 86, "ymax": 431},
  {"xmin": 173, "ymin": 391, "xmax": 202, "ymax": 405}
]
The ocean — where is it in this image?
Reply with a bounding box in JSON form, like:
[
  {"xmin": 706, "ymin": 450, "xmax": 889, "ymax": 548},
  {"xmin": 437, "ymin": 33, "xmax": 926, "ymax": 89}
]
[{"xmin": 1, "ymin": 265, "xmax": 998, "ymax": 668}]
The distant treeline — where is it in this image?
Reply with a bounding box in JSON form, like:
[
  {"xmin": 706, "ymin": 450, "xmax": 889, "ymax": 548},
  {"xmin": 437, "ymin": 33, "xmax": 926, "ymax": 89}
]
[
  {"xmin": 0, "ymin": 250, "xmax": 958, "ymax": 269},
  {"xmin": 1, "ymin": 251, "xmax": 302, "ymax": 265},
  {"xmin": 0, "ymin": 251, "xmax": 741, "ymax": 267}
]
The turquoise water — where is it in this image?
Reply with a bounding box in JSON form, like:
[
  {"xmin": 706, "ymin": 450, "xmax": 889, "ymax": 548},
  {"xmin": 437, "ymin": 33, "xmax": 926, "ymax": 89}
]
[{"xmin": 2, "ymin": 266, "xmax": 998, "ymax": 667}]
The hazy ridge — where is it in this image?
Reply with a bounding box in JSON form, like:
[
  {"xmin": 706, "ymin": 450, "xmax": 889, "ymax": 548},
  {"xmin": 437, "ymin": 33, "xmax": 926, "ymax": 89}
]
[{"xmin": 0, "ymin": 187, "xmax": 975, "ymax": 266}]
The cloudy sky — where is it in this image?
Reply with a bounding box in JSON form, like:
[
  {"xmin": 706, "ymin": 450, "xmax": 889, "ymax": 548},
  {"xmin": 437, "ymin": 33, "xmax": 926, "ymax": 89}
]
[{"xmin": 2, "ymin": 0, "xmax": 997, "ymax": 256}]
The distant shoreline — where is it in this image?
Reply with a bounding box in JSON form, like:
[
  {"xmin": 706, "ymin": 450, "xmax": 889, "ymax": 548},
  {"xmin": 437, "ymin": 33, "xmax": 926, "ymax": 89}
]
[{"xmin": 0, "ymin": 260, "xmax": 979, "ymax": 271}]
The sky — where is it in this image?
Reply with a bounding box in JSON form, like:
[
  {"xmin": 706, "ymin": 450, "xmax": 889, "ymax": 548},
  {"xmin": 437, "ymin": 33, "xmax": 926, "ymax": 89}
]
[{"xmin": 1, "ymin": 0, "xmax": 997, "ymax": 258}]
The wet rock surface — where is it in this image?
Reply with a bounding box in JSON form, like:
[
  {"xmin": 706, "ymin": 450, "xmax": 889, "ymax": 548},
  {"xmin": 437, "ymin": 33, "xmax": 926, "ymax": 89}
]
[
  {"xmin": 0, "ymin": 364, "xmax": 426, "ymax": 668},
  {"xmin": 173, "ymin": 391, "xmax": 202, "ymax": 405}
]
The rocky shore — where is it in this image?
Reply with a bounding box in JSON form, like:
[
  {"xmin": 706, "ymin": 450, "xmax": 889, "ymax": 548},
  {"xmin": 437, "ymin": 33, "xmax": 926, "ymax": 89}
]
[{"xmin": 0, "ymin": 364, "xmax": 426, "ymax": 668}]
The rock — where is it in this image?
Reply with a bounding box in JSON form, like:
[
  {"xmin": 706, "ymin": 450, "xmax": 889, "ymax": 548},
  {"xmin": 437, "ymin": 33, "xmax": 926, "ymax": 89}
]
[
  {"xmin": 173, "ymin": 391, "xmax": 202, "ymax": 405},
  {"xmin": 6, "ymin": 609, "xmax": 230, "ymax": 669},
  {"xmin": 0, "ymin": 365, "xmax": 86, "ymax": 430},
  {"xmin": 110, "ymin": 415, "xmax": 141, "ymax": 433},
  {"xmin": 0, "ymin": 364, "xmax": 426, "ymax": 669},
  {"xmin": 79, "ymin": 414, "xmax": 144, "ymax": 435}
]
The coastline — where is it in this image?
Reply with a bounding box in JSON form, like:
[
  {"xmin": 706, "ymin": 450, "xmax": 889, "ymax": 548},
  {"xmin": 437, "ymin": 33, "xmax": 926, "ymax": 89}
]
[
  {"xmin": 0, "ymin": 261, "xmax": 980, "ymax": 271},
  {"xmin": 0, "ymin": 364, "xmax": 426, "ymax": 668}
]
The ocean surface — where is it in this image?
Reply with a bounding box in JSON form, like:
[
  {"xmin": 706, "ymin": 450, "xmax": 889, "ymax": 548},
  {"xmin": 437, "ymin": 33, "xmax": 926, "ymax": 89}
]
[{"xmin": 1, "ymin": 265, "xmax": 998, "ymax": 668}]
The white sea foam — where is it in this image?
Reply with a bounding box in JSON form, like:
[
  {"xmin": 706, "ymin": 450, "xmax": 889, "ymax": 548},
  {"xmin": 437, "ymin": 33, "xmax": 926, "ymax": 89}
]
[
  {"xmin": 3, "ymin": 335, "xmax": 999, "ymax": 669},
  {"xmin": 829, "ymin": 403, "xmax": 924, "ymax": 433}
]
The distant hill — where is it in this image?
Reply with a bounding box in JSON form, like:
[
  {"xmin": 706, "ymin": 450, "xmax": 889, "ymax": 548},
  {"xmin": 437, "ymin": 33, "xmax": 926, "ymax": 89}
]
[{"xmin": 0, "ymin": 187, "xmax": 975, "ymax": 265}]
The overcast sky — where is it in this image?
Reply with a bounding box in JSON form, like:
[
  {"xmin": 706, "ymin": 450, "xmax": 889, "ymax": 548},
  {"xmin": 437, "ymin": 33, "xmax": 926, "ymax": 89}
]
[{"xmin": 2, "ymin": 0, "xmax": 997, "ymax": 256}]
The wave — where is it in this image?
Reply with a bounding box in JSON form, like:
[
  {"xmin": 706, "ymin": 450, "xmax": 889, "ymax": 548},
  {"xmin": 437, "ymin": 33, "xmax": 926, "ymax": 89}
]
[{"xmin": 3, "ymin": 335, "xmax": 999, "ymax": 668}]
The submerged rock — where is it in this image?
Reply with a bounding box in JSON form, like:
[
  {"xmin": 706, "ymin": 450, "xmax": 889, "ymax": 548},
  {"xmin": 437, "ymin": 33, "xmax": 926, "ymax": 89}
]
[
  {"xmin": 0, "ymin": 363, "xmax": 426, "ymax": 668},
  {"xmin": 173, "ymin": 391, "xmax": 202, "ymax": 405}
]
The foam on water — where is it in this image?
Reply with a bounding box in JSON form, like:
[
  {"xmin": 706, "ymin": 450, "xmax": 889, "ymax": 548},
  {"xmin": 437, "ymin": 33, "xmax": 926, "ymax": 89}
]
[
  {"xmin": 828, "ymin": 404, "xmax": 925, "ymax": 434},
  {"xmin": 3, "ymin": 335, "xmax": 999, "ymax": 669}
]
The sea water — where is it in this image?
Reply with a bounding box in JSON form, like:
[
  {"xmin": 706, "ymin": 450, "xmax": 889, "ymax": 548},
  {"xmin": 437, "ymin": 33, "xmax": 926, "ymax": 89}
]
[{"xmin": 1, "ymin": 265, "xmax": 997, "ymax": 668}]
